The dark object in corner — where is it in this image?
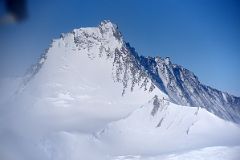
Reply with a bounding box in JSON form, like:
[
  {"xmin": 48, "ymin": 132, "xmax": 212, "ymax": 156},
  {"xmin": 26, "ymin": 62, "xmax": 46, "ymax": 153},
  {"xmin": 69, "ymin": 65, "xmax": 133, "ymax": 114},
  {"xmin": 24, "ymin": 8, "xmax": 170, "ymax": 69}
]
[
  {"xmin": 6, "ymin": 0, "xmax": 28, "ymax": 22},
  {"xmin": 0, "ymin": 0, "xmax": 28, "ymax": 24}
]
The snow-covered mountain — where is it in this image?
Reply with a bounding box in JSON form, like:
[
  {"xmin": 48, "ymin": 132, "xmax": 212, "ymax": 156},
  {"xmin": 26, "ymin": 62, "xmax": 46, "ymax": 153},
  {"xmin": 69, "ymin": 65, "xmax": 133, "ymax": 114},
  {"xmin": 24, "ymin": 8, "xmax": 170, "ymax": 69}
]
[
  {"xmin": 20, "ymin": 20, "xmax": 240, "ymax": 124},
  {"xmin": 1, "ymin": 20, "xmax": 240, "ymax": 160}
]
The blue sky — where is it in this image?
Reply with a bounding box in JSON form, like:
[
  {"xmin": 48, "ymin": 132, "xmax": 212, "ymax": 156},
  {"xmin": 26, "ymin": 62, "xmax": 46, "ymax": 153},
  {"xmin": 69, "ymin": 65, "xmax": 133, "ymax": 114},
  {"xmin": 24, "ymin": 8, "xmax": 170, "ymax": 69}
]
[{"xmin": 0, "ymin": 0, "xmax": 239, "ymax": 96}]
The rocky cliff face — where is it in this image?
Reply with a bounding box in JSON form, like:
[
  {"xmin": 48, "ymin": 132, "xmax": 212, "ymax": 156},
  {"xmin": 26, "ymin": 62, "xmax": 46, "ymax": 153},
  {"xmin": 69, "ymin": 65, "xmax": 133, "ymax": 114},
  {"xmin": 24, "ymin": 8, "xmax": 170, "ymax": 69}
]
[{"xmin": 139, "ymin": 56, "xmax": 240, "ymax": 123}]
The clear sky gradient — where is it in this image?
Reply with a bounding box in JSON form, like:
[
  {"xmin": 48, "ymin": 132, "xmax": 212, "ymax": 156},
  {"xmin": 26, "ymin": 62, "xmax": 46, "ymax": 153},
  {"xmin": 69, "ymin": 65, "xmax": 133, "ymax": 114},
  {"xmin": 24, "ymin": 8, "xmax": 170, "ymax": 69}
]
[{"xmin": 0, "ymin": 0, "xmax": 239, "ymax": 96}]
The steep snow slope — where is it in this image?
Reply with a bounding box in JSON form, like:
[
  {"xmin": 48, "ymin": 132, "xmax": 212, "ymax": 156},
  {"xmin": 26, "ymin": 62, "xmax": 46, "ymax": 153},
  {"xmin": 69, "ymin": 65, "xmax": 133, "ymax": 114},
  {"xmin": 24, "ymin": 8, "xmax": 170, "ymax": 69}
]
[
  {"xmin": 139, "ymin": 56, "xmax": 240, "ymax": 123},
  {"xmin": 13, "ymin": 20, "xmax": 165, "ymax": 123},
  {"xmin": 97, "ymin": 96, "xmax": 240, "ymax": 155}
]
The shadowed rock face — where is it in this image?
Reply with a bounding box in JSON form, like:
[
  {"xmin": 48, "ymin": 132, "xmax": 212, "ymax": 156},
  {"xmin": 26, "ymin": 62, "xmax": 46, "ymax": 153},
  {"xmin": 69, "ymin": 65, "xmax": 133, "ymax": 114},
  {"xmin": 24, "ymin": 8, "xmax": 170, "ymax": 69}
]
[
  {"xmin": 151, "ymin": 95, "xmax": 169, "ymax": 117},
  {"xmin": 139, "ymin": 56, "xmax": 240, "ymax": 123}
]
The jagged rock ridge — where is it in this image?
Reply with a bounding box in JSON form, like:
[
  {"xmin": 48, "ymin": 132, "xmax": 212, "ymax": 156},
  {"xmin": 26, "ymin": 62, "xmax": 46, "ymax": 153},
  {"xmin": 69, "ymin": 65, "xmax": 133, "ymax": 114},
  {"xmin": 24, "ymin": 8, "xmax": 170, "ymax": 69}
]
[{"xmin": 139, "ymin": 56, "xmax": 240, "ymax": 123}]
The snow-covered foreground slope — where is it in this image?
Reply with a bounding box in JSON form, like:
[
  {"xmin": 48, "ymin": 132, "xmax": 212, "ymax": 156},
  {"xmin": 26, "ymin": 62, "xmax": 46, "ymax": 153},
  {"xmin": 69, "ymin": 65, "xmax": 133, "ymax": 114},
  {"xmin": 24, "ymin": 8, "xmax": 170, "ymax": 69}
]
[
  {"xmin": 37, "ymin": 97, "xmax": 240, "ymax": 160},
  {"xmin": 112, "ymin": 146, "xmax": 240, "ymax": 160},
  {"xmin": 97, "ymin": 96, "xmax": 240, "ymax": 155}
]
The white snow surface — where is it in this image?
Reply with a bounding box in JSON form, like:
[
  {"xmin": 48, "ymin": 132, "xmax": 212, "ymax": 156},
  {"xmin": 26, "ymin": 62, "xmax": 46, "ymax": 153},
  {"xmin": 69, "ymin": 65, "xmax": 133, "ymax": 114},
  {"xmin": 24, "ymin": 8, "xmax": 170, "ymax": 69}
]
[
  {"xmin": 98, "ymin": 98, "xmax": 240, "ymax": 155},
  {"xmin": 0, "ymin": 21, "xmax": 240, "ymax": 160},
  {"xmin": 111, "ymin": 146, "xmax": 240, "ymax": 160}
]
